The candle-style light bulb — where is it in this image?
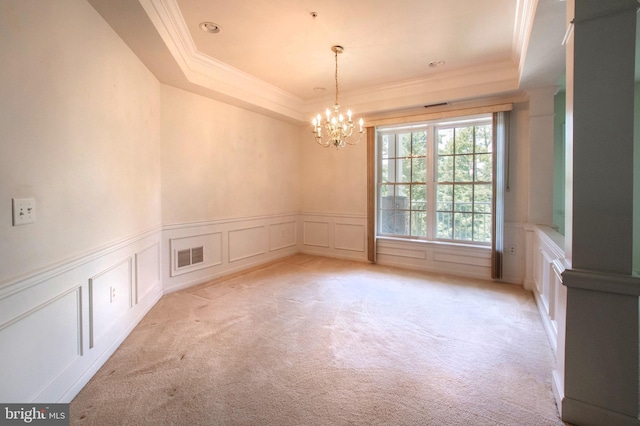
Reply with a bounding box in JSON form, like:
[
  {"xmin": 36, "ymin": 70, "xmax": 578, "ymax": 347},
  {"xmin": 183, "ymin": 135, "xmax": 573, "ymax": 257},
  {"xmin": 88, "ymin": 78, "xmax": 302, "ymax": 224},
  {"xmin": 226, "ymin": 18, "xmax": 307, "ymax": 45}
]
[{"xmin": 359, "ymin": 117, "xmax": 364, "ymax": 132}]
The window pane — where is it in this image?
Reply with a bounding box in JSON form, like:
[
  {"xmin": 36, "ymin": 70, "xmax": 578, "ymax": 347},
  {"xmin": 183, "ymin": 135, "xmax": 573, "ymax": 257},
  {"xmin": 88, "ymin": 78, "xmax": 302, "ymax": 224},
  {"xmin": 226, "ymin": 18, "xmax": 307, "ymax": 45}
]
[
  {"xmin": 436, "ymin": 212, "xmax": 452, "ymax": 239},
  {"xmin": 379, "ymin": 185, "xmax": 395, "ymax": 208},
  {"xmin": 438, "ymin": 128, "xmax": 454, "ymax": 155},
  {"xmin": 411, "ymin": 184, "xmax": 427, "ymax": 210},
  {"xmin": 397, "ymin": 133, "xmax": 412, "ymax": 157},
  {"xmin": 475, "ymin": 153, "xmax": 492, "ymax": 182},
  {"xmin": 381, "ymin": 134, "xmax": 395, "ymax": 158},
  {"xmin": 380, "ymin": 209, "xmax": 395, "ymax": 234},
  {"xmin": 454, "ymin": 155, "xmax": 473, "ymax": 182},
  {"xmin": 412, "ymin": 157, "xmax": 426, "ymax": 182},
  {"xmin": 475, "ymin": 125, "xmax": 492, "ymax": 153},
  {"xmin": 380, "ymin": 159, "xmax": 393, "ymax": 183},
  {"xmin": 474, "ymin": 184, "xmax": 492, "ymax": 213},
  {"xmin": 473, "ymin": 213, "xmax": 491, "ymax": 243},
  {"xmin": 454, "ymin": 212, "xmax": 473, "ymax": 241},
  {"xmin": 396, "ymin": 158, "xmax": 411, "ymax": 182},
  {"xmin": 454, "ymin": 184, "xmax": 473, "ymax": 212},
  {"xmin": 412, "ymin": 130, "xmax": 427, "ymax": 156},
  {"xmin": 396, "ymin": 185, "xmax": 410, "ymax": 209},
  {"xmin": 438, "ymin": 156, "xmax": 454, "ymax": 182},
  {"xmin": 394, "ymin": 210, "xmax": 410, "ymax": 235},
  {"xmin": 454, "ymin": 127, "xmax": 474, "ymax": 154},
  {"xmin": 411, "ymin": 211, "xmax": 427, "ymax": 237},
  {"xmin": 436, "ymin": 184, "xmax": 452, "ymax": 212}
]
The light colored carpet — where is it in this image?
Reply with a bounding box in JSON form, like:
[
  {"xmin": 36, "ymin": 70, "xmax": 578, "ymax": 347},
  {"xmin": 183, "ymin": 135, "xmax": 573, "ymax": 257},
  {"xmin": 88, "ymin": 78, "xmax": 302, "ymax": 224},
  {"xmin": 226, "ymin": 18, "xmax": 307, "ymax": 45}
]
[{"xmin": 71, "ymin": 254, "xmax": 565, "ymax": 425}]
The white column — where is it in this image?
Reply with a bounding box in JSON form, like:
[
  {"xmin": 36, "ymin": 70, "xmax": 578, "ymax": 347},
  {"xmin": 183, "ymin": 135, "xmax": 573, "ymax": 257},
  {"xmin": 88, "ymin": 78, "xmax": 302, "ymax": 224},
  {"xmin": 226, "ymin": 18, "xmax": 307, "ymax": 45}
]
[{"xmin": 561, "ymin": 1, "xmax": 640, "ymax": 425}]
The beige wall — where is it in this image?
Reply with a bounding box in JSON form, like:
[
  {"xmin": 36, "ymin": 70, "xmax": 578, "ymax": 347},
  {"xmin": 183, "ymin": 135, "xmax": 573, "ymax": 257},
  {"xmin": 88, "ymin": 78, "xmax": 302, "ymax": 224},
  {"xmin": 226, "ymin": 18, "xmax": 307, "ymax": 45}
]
[
  {"xmin": 160, "ymin": 85, "xmax": 300, "ymax": 224},
  {"xmin": 298, "ymin": 127, "xmax": 368, "ymax": 216},
  {"xmin": 0, "ymin": 0, "xmax": 162, "ymax": 283},
  {"xmin": 505, "ymin": 102, "xmax": 531, "ymax": 225}
]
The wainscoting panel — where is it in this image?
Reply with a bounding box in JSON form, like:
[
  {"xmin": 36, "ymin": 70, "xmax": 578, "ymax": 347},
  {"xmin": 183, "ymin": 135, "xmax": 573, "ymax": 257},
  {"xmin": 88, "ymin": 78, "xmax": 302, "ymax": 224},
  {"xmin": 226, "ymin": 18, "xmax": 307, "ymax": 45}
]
[
  {"xmin": 376, "ymin": 238, "xmax": 491, "ymax": 279},
  {"xmin": 0, "ymin": 229, "xmax": 163, "ymax": 403},
  {"xmin": 523, "ymin": 224, "xmax": 567, "ymax": 412},
  {"xmin": 269, "ymin": 221, "xmax": 297, "ymax": 252},
  {"xmin": 433, "ymin": 250, "xmax": 490, "ymax": 267},
  {"xmin": 229, "ymin": 226, "xmax": 266, "ymax": 263},
  {"xmin": 169, "ymin": 232, "xmax": 222, "ymax": 277},
  {"xmin": 89, "ymin": 258, "xmax": 133, "ymax": 349},
  {"xmin": 162, "ymin": 214, "xmax": 299, "ymax": 293},
  {"xmin": 334, "ymin": 222, "xmax": 365, "ymax": 253},
  {"xmin": 302, "ymin": 221, "xmax": 330, "ymax": 248},
  {"xmin": 0, "ymin": 287, "xmax": 82, "ymax": 402},
  {"xmin": 135, "ymin": 243, "xmax": 160, "ymax": 304},
  {"xmin": 377, "ymin": 244, "xmax": 426, "ymax": 260},
  {"xmin": 299, "ymin": 213, "xmax": 368, "ymax": 262}
]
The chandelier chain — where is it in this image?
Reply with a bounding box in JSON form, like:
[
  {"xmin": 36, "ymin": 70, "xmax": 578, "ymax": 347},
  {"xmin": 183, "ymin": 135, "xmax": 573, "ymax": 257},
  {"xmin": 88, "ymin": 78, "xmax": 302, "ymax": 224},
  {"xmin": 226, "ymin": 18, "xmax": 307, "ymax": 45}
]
[{"xmin": 334, "ymin": 48, "xmax": 339, "ymax": 106}]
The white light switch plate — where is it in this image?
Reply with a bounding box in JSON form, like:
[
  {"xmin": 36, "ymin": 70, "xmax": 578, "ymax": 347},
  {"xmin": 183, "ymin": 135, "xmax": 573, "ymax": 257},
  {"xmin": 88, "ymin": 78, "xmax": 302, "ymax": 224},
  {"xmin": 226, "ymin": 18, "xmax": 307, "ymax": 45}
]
[{"xmin": 12, "ymin": 198, "xmax": 36, "ymax": 226}]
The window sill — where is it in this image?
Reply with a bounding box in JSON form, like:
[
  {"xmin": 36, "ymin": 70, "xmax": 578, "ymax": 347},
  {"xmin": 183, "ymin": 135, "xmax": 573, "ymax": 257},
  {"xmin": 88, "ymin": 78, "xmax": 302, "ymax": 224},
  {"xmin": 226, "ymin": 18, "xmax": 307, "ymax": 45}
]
[{"xmin": 376, "ymin": 236, "xmax": 491, "ymax": 251}]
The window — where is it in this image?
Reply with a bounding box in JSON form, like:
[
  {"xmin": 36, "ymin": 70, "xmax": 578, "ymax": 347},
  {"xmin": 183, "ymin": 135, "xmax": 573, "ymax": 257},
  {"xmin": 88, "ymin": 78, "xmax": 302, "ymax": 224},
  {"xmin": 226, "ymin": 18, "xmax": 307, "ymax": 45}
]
[{"xmin": 377, "ymin": 115, "xmax": 493, "ymax": 244}]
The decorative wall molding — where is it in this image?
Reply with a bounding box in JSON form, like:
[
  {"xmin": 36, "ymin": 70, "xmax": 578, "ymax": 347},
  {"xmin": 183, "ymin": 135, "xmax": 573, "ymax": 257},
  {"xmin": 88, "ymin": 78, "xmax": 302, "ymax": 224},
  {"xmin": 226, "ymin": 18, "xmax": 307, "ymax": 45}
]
[
  {"xmin": 135, "ymin": 242, "xmax": 161, "ymax": 304},
  {"xmin": 89, "ymin": 258, "xmax": 133, "ymax": 349},
  {"xmin": 299, "ymin": 213, "xmax": 368, "ymax": 262},
  {"xmin": 303, "ymin": 221, "xmax": 330, "ymax": 248},
  {"xmin": 376, "ymin": 237, "xmax": 491, "ymax": 280},
  {"xmin": 0, "ymin": 286, "xmax": 83, "ymax": 402},
  {"xmin": 0, "ymin": 227, "xmax": 161, "ymax": 299},
  {"xmin": 268, "ymin": 221, "xmax": 297, "ymax": 252},
  {"xmin": 524, "ymin": 224, "xmax": 568, "ymax": 416},
  {"xmin": 229, "ymin": 225, "xmax": 267, "ymax": 263},
  {"xmin": 162, "ymin": 213, "xmax": 300, "ymax": 293},
  {"xmin": 169, "ymin": 232, "xmax": 223, "ymax": 277},
  {"xmin": 0, "ymin": 230, "xmax": 162, "ymax": 403}
]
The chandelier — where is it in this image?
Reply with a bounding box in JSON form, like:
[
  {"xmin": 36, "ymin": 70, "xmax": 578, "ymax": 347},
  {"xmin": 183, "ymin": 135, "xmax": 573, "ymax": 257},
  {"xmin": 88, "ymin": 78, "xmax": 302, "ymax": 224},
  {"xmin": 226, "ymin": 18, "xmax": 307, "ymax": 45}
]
[{"xmin": 312, "ymin": 45, "xmax": 364, "ymax": 149}]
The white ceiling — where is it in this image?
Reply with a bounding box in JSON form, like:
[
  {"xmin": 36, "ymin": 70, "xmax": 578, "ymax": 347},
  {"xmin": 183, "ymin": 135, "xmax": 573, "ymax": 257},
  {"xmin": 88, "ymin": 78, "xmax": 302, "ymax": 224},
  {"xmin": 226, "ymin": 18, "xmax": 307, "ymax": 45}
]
[{"xmin": 87, "ymin": 0, "xmax": 566, "ymax": 123}]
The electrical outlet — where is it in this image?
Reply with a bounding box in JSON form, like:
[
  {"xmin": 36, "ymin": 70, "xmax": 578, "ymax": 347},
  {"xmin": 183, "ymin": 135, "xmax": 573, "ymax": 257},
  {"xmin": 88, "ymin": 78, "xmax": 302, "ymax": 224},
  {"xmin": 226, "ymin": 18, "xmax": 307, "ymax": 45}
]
[
  {"xmin": 509, "ymin": 244, "xmax": 517, "ymax": 255},
  {"xmin": 12, "ymin": 198, "xmax": 36, "ymax": 226},
  {"xmin": 110, "ymin": 286, "xmax": 116, "ymax": 303}
]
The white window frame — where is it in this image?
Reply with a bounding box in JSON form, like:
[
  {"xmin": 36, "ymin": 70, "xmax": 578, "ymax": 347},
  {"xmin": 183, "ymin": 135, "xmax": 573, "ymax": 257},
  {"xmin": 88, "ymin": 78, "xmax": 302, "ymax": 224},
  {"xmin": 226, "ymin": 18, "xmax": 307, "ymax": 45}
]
[{"xmin": 376, "ymin": 114, "xmax": 493, "ymax": 246}]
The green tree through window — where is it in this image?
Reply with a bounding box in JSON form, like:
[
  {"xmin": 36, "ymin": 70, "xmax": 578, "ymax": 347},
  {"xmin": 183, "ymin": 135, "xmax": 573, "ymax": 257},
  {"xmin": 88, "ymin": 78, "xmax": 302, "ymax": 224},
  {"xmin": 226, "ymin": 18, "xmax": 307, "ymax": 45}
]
[
  {"xmin": 436, "ymin": 124, "xmax": 492, "ymax": 243},
  {"xmin": 377, "ymin": 116, "xmax": 492, "ymax": 244}
]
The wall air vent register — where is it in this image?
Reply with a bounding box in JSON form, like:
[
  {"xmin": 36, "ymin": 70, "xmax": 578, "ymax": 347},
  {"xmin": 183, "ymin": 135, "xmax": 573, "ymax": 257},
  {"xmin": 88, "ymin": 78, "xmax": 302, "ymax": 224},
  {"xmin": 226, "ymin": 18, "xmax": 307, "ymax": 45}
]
[{"xmin": 176, "ymin": 246, "xmax": 204, "ymax": 269}]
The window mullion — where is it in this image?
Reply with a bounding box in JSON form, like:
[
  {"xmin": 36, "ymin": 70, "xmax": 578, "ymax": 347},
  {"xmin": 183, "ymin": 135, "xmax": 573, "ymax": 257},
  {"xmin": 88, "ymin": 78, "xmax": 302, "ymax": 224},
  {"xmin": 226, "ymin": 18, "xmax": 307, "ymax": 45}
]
[{"xmin": 427, "ymin": 127, "xmax": 436, "ymax": 240}]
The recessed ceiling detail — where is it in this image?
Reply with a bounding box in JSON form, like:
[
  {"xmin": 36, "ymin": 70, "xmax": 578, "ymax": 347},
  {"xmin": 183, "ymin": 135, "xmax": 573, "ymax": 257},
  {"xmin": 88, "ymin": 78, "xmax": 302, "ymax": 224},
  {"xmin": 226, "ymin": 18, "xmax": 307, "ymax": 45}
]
[{"xmin": 91, "ymin": 0, "xmax": 554, "ymax": 124}]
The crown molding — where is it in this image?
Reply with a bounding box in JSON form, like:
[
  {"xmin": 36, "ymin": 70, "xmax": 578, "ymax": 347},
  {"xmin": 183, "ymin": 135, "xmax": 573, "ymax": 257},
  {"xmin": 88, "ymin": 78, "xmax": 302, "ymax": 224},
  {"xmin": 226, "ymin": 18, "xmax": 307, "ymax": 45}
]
[
  {"xmin": 513, "ymin": 0, "xmax": 539, "ymax": 83},
  {"xmin": 138, "ymin": 0, "xmax": 306, "ymax": 122},
  {"xmin": 303, "ymin": 60, "xmax": 521, "ymax": 119},
  {"xmin": 138, "ymin": 0, "xmax": 526, "ymax": 124}
]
